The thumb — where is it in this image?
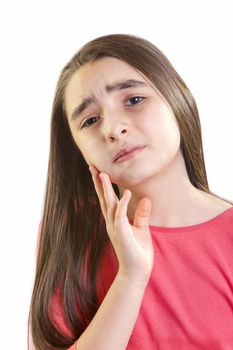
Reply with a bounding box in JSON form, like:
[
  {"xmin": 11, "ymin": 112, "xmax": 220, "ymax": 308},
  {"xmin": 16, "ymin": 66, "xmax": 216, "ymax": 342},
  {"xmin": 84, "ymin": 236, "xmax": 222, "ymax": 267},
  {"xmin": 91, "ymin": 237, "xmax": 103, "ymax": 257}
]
[{"xmin": 133, "ymin": 198, "xmax": 152, "ymax": 229}]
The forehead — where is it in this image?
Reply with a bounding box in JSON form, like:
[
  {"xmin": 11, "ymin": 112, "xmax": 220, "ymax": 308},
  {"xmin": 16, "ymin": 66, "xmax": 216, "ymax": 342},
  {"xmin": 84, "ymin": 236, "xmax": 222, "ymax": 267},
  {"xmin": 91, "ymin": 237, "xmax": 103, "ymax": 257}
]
[{"xmin": 65, "ymin": 57, "xmax": 151, "ymax": 103}]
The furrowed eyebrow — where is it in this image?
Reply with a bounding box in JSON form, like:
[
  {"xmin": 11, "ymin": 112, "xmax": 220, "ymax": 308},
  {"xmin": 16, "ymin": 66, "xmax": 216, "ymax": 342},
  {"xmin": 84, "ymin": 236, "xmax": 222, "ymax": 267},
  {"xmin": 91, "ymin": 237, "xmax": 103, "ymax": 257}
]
[
  {"xmin": 71, "ymin": 96, "xmax": 95, "ymax": 121},
  {"xmin": 105, "ymin": 79, "xmax": 147, "ymax": 93},
  {"xmin": 70, "ymin": 79, "xmax": 148, "ymax": 121}
]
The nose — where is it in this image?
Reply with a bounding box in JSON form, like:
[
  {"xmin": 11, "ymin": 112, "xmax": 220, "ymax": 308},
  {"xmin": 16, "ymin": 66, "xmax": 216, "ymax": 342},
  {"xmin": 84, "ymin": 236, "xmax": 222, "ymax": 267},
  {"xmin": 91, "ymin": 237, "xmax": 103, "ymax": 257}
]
[
  {"xmin": 108, "ymin": 127, "xmax": 128, "ymax": 142},
  {"xmin": 103, "ymin": 114, "xmax": 129, "ymax": 142}
]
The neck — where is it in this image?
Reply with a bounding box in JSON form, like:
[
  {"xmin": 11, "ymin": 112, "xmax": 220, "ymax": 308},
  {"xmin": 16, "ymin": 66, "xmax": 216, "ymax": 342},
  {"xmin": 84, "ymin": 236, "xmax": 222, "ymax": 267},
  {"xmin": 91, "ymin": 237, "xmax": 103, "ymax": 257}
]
[{"xmin": 118, "ymin": 150, "xmax": 209, "ymax": 228}]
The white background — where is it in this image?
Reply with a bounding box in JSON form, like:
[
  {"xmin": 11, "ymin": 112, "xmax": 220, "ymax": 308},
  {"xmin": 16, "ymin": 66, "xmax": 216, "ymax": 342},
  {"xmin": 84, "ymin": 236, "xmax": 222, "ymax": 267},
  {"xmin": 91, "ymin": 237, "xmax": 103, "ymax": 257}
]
[{"xmin": 0, "ymin": 0, "xmax": 232, "ymax": 348}]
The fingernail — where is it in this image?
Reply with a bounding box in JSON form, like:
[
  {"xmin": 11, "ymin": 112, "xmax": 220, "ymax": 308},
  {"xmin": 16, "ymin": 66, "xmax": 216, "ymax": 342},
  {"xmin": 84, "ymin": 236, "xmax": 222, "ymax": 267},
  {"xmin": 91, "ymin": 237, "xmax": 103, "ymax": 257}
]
[
  {"xmin": 99, "ymin": 172, "xmax": 105, "ymax": 181},
  {"xmin": 90, "ymin": 165, "xmax": 100, "ymax": 176},
  {"xmin": 143, "ymin": 198, "xmax": 151, "ymax": 210}
]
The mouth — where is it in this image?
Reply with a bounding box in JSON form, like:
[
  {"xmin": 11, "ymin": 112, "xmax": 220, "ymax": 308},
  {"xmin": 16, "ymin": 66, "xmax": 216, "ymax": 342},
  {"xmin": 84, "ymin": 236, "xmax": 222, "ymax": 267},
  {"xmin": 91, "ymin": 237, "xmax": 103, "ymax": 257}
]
[{"xmin": 112, "ymin": 145, "xmax": 145, "ymax": 163}]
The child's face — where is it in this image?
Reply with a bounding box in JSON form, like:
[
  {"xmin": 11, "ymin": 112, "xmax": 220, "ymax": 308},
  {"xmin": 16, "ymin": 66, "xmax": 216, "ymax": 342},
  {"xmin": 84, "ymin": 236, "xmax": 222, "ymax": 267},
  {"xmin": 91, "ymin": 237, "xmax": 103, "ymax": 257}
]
[{"xmin": 65, "ymin": 57, "xmax": 181, "ymax": 187}]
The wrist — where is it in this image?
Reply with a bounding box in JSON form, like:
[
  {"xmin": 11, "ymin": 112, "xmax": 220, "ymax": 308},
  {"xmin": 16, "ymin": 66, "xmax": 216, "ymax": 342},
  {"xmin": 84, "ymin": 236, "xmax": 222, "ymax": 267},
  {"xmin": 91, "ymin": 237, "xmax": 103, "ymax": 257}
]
[{"xmin": 116, "ymin": 271, "xmax": 150, "ymax": 290}]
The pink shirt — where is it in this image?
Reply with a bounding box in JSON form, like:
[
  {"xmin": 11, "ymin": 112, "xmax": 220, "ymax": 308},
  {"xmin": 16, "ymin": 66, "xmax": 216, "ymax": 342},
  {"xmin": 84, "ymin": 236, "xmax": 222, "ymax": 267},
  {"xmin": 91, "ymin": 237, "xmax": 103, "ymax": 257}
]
[{"xmin": 47, "ymin": 206, "xmax": 233, "ymax": 349}]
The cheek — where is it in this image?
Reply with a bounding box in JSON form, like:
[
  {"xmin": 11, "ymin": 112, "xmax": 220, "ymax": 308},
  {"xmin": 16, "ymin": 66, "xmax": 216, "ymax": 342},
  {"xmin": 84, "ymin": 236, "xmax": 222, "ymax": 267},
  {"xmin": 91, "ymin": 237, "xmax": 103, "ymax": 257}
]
[
  {"xmin": 69, "ymin": 125, "xmax": 103, "ymax": 169},
  {"xmin": 163, "ymin": 120, "xmax": 180, "ymax": 150},
  {"xmin": 76, "ymin": 144, "xmax": 90, "ymax": 164},
  {"xmin": 71, "ymin": 133, "xmax": 91, "ymax": 164},
  {"xmin": 75, "ymin": 138, "xmax": 102, "ymax": 168},
  {"xmin": 149, "ymin": 109, "xmax": 180, "ymax": 151},
  {"xmin": 157, "ymin": 123, "xmax": 180, "ymax": 151}
]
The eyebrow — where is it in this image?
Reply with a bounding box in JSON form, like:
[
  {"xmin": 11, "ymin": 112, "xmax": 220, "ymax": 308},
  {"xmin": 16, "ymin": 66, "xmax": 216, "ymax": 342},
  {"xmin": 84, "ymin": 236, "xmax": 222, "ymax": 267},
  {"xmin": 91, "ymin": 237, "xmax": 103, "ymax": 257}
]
[{"xmin": 70, "ymin": 79, "xmax": 148, "ymax": 121}]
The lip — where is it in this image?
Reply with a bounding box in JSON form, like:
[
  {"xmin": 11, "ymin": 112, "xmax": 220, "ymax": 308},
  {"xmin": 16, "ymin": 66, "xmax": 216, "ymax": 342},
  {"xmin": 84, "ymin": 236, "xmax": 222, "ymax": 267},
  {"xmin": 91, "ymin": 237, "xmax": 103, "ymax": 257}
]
[{"xmin": 112, "ymin": 145, "xmax": 145, "ymax": 163}]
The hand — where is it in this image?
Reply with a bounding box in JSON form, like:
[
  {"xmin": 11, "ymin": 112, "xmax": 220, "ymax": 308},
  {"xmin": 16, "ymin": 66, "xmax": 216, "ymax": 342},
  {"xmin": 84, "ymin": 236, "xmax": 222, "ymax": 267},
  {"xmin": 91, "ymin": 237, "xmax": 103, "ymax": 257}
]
[{"xmin": 89, "ymin": 164, "xmax": 154, "ymax": 283}]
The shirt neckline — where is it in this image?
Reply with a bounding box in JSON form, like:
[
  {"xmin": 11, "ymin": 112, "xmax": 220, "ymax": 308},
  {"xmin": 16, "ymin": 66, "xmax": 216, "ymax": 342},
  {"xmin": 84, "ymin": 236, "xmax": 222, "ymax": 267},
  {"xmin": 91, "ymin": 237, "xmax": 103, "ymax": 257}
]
[{"xmin": 148, "ymin": 206, "xmax": 233, "ymax": 233}]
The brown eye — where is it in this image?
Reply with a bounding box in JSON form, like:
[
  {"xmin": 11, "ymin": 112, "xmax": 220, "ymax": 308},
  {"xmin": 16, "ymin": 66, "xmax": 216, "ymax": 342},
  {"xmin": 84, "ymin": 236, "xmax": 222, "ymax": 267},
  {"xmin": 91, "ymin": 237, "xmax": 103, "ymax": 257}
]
[
  {"xmin": 126, "ymin": 96, "xmax": 145, "ymax": 106},
  {"xmin": 81, "ymin": 116, "xmax": 100, "ymax": 129}
]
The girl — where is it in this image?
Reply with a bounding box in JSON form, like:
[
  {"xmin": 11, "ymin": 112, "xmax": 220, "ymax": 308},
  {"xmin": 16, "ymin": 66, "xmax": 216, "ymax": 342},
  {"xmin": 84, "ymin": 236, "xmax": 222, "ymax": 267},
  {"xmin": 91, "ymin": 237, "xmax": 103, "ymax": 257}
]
[{"xmin": 29, "ymin": 34, "xmax": 233, "ymax": 350}]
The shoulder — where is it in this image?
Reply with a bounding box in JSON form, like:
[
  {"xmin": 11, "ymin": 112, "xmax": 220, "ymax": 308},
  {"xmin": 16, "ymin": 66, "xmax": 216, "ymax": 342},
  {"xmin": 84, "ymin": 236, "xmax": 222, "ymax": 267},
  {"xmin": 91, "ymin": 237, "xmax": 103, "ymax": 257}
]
[
  {"xmin": 198, "ymin": 191, "xmax": 233, "ymax": 217},
  {"xmin": 204, "ymin": 193, "xmax": 233, "ymax": 231}
]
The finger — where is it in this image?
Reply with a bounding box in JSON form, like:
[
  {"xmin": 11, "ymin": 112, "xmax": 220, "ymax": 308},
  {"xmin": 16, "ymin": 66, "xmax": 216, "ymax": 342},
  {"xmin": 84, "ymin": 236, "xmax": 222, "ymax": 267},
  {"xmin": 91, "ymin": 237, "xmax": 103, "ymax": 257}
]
[
  {"xmin": 89, "ymin": 164, "xmax": 99, "ymax": 177},
  {"xmin": 115, "ymin": 189, "xmax": 131, "ymax": 226},
  {"xmin": 89, "ymin": 165, "xmax": 107, "ymax": 217},
  {"xmin": 133, "ymin": 198, "xmax": 152, "ymax": 230},
  {"xmin": 99, "ymin": 173, "xmax": 119, "ymax": 204},
  {"xmin": 99, "ymin": 172, "xmax": 119, "ymax": 221}
]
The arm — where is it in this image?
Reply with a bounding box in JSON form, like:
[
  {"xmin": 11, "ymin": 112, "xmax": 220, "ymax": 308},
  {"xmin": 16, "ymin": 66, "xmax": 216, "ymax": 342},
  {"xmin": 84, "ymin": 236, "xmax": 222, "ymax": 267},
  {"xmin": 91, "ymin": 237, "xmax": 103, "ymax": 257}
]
[
  {"xmin": 73, "ymin": 166, "xmax": 154, "ymax": 350},
  {"xmin": 28, "ymin": 275, "xmax": 147, "ymax": 350},
  {"xmin": 75, "ymin": 273, "xmax": 148, "ymax": 350},
  {"xmin": 29, "ymin": 166, "xmax": 154, "ymax": 350}
]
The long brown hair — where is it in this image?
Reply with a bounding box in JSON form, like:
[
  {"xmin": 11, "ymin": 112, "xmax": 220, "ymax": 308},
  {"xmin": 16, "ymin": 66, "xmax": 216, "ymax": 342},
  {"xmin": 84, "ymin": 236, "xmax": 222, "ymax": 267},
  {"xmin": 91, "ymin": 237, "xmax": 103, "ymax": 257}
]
[{"xmin": 29, "ymin": 33, "xmax": 233, "ymax": 349}]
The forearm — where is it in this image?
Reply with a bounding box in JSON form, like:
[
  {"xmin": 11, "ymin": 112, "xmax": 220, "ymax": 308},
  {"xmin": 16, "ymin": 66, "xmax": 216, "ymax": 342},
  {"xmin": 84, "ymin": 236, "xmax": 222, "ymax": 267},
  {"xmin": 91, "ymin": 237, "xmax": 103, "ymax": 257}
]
[{"xmin": 75, "ymin": 273, "xmax": 148, "ymax": 350}]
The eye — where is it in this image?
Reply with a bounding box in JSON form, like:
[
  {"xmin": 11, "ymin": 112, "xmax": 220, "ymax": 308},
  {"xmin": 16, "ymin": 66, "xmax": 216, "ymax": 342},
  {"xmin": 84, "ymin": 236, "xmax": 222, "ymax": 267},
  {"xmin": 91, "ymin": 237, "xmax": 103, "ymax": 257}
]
[
  {"xmin": 125, "ymin": 96, "xmax": 145, "ymax": 106},
  {"xmin": 81, "ymin": 116, "xmax": 100, "ymax": 129}
]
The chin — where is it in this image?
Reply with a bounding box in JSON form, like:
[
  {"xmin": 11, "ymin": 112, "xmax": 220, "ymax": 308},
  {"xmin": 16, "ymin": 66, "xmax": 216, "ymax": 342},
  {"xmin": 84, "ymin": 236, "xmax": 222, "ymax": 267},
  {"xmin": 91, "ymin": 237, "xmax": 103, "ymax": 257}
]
[{"xmin": 110, "ymin": 173, "xmax": 145, "ymax": 187}]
